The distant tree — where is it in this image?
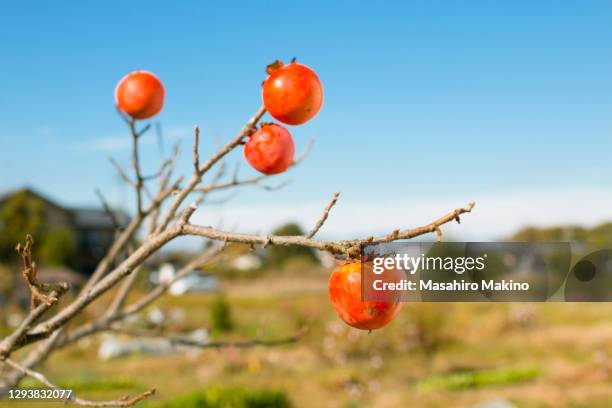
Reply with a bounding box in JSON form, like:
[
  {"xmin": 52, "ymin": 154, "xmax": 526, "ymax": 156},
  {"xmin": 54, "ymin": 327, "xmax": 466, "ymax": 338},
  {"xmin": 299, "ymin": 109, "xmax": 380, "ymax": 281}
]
[
  {"xmin": 588, "ymin": 223, "xmax": 612, "ymax": 245},
  {"xmin": 512, "ymin": 223, "xmax": 612, "ymax": 247},
  {"xmin": 511, "ymin": 225, "xmax": 589, "ymax": 242},
  {"xmin": 0, "ymin": 263, "xmax": 14, "ymax": 322},
  {"xmin": 0, "ymin": 192, "xmax": 77, "ymax": 268},
  {"xmin": 39, "ymin": 228, "xmax": 76, "ymax": 268},
  {"xmin": 0, "ymin": 191, "xmax": 47, "ymax": 262},
  {"xmin": 265, "ymin": 222, "xmax": 319, "ymax": 266},
  {"xmin": 210, "ymin": 295, "xmax": 233, "ymax": 333}
]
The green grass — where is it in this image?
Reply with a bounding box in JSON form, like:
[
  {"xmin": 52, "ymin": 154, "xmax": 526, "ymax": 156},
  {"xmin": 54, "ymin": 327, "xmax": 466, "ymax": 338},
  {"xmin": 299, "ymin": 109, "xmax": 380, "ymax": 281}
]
[
  {"xmin": 6, "ymin": 274, "xmax": 612, "ymax": 408},
  {"xmin": 20, "ymin": 375, "xmax": 143, "ymax": 392},
  {"xmin": 416, "ymin": 367, "xmax": 540, "ymax": 392},
  {"xmin": 146, "ymin": 387, "xmax": 292, "ymax": 408}
]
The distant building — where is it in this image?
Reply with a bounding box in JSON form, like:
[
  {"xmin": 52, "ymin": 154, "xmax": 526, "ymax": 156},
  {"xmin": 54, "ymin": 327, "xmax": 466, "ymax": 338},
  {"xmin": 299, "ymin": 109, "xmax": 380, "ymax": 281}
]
[
  {"xmin": 231, "ymin": 254, "xmax": 262, "ymax": 271},
  {"xmin": 11, "ymin": 265, "xmax": 88, "ymax": 309},
  {"xmin": 0, "ymin": 188, "xmax": 130, "ymax": 275},
  {"xmin": 149, "ymin": 263, "xmax": 218, "ymax": 296}
]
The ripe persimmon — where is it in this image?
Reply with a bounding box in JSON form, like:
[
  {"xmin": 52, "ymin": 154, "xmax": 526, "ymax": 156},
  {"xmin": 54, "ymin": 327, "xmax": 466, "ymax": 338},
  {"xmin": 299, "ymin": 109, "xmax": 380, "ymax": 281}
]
[
  {"xmin": 329, "ymin": 261, "xmax": 403, "ymax": 330},
  {"xmin": 115, "ymin": 70, "xmax": 165, "ymax": 120},
  {"xmin": 244, "ymin": 124, "xmax": 295, "ymax": 175},
  {"xmin": 262, "ymin": 62, "xmax": 323, "ymax": 125}
]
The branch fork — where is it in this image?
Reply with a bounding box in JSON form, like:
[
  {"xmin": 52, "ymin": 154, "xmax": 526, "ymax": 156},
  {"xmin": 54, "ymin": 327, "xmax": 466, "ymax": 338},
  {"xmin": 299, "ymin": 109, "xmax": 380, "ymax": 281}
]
[{"xmin": 16, "ymin": 235, "xmax": 69, "ymax": 309}]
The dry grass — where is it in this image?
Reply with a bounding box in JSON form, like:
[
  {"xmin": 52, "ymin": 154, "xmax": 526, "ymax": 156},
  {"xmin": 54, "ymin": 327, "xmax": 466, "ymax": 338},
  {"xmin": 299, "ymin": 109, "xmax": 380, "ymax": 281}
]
[{"xmin": 5, "ymin": 272, "xmax": 612, "ymax": 408}]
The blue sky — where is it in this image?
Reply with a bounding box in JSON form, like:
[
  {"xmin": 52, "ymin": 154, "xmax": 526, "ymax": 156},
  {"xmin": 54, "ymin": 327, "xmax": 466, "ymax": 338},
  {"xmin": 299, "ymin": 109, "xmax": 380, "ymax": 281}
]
[{"xmin": 1, "ymin": 1, "xmax": 612, "ymax": 239}]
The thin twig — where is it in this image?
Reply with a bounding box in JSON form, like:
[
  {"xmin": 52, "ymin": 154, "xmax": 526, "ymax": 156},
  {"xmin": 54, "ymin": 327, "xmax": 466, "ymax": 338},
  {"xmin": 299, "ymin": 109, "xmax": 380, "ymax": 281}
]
[
  {"xmin": 57, "ymin": 244, "xmax": 226, "ymax": 348},
  {"xmin": 180, "ymin": 201, "xmax": 476, "ymax": 257},
  {"xmin": 194, "ymin": 137, "xmax": 311, "ymax": 195},
  {"xmin": 293, "ymin": 138, "xmax": 314, "ymax": 165},
  {"xmin": 141, "ymin": 159, "xmax": 173, "ymax": 181},
  {"xmin": 154, "ymin": 105, "xmax": 267, "ymax": 234},
  {"xmin": 306, "ymin": 192, "xmax": 340, "ymax": 238},
  {"xmin": 107, "ymin": 325, "xmax": 307, "ymax": 350},
  {"xmin": 104, "ymin": 243, "xmax": 139, "ymax": 318},
  {"xmin": 95, "ymin": 189, "xmax": 121, "ymax": 231},
  {"xmin": 108, "ymin": 157, "xmax": 133, "ymax": 186},
  {"xmin": 128, "ymin": 120, "xmax": 144, "ymax": 215},
  {"xmin": 2, "ymin": 358, "xmax": 155, "ymax": 407},
  {"xmin": 195, "ymin": 174, "xmax": 289, "ymax": 194},
  {"xmin": 81, "ymin": 178, "xmax": 181, "ymax": 294},
  {"xmin": 0, "ymin": 287, "xmax": 66, "ymax": 358},
  {"xmin": 15, "ymin": 235, "xmax": 69, "ymax": 308},
  {"xmin": 0, "ymin": 329, "xmax": 64, "ymax": 394},
  {"xmin": 193, "ymin": 126, "xmax": 200, "ymax": 172},
  {"xmin": 24, "ymin": 205, "xmax": 200, "ymax": 341}
]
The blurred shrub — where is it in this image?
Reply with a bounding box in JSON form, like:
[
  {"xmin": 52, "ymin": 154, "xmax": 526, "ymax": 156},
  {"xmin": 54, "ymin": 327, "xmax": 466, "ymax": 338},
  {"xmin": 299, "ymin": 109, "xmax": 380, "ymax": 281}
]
[
  {"xmin": 319, "ymin": 307, "xmax": 457, "ymax": 366},
  {"xmin": 0, "ymin": 263, "xmax": 13, "ymax": 293},
  {"xmin": 0, "ymin": 191, "xmax": 46, "ymax": 261},
  {"xmin": 39, "ymin": 227, "xmax": 76, "ymax": 267},
  {"xmin": 149, "ymin": 387, "xmax": 292, "ymax": 408},
  {"xmin": 512, "ymin": 222, "xmax": 612, "ymax": 247},
  {"xmin": 210, "ymin": 295, "xmax": 233, "ymax": 333},
  {"xmin": 0, "ymin": 191, "xmax": 76, "ymax": 268},
  {"xmin": 405, "ymin": 304, "xmax": 454, "ymax": 356},
  {"xmin": 417, "ymin": 367, "xmax": 540, "ymax": 391},
  {"xmin": 265, "ymin": 223, "xmax": 318, "ymax": 267},
  {"xmin": 321, "ymin": 321, "xmax": 394, "ymax": 365}
]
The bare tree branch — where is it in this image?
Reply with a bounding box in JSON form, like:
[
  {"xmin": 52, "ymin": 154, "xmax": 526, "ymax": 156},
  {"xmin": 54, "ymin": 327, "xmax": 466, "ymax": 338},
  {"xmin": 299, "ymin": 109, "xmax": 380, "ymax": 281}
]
[
  {"xmin": 15, "ymin": 235, "xmax": 69, "ymax": 310},
  {"xmin": 293, "ymin": 138, "xmax": 314, "ymax": 165},
  {"xmin": 82, "ymin": 177, "xmax": 182, "ymax": 294},
  {"xmin": 306, "ymin": 192, "xmax": 340, "ymax": 239},
  {"xmin": 194, "ymin": 137, "xmax": 312, "ymax": 195},
  {"xmin": 128, "ymin": 120, "xmax": 144, "ymax": 215},
  {"xmin": 154, "ymin": 105, "xmax": 267, "ymax": 234},
  {"xmin": 141, "ymin": 159, "xmax": 173, "ymax": 181},
  {"xmin": 108, "ymin": 157, "xmax": 134, "ymax": 186},
  {"xmin": 2, "ymin": 358, "xmax": 155, "ymax": 407},
  {"xmin": 0, "ymin": 328, "xmax": 67, "ymax": 395},
  {"xmin": 196, "ymin": 174, "xmax": 289, "ymax": 194},
  {"xmin": 120, "ymin": 243, "xmax": 225, "ymax": 318},
  {"xmin": 0, "ymin": 283, "xmax": 66, "ymax": 359},
  {"xmin": 193, "ymin": 125, "xmax": 200, "ymax": 172},
  {"xmin": 149, "ymin": 142, "xmax": 181, "ymax": 234},
  {"xmin": 104, "ymin": 250, "xmax": 140, "ymax": 318},
  {"xmin": 106, "ymin": 325, "xmax": 307, "ymax": 350},
  {"xmin": 57, "ymin": 244, "xmax": 226, "ymax": 348},
  {"xmin": 95, "ymin": 189, "xmax": 122, "ymax": 231},
  {"xmin": 180, "ymin": 201, "xmax": 476, "ymax": 257},
  {"xmin": 24, "ymin": 224, "xmax": 185, "ymax": 342}
]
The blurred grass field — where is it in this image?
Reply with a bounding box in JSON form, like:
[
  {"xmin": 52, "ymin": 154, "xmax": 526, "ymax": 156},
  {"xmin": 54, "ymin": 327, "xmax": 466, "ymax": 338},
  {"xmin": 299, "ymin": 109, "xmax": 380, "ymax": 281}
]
[{"xmin": 4, "ymin": 264, "xmax": 612, "ymax": 408}]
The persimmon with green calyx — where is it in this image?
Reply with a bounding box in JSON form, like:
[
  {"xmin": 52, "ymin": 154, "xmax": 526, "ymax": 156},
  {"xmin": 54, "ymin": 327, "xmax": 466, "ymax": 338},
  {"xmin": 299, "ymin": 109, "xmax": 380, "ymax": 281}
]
[
  {"xmin": 262, "ymin": 61, "xmax": 323, "ymax": 125},
  {"xmin": 115, "ymin": 70, "xmax": 165, "ymax": 120},
  {"xmin": 244, "ymin": 123, "xmax": 295, "ymax": 175},
  {"xmin": 329, "ymin": 261, "xmax": 403, "ymax": 330}
]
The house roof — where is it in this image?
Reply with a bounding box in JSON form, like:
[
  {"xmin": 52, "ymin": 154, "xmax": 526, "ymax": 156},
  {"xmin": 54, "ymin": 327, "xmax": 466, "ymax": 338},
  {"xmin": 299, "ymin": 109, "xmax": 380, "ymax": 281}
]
[
  {"xmin": 0, "ymin": 187, "xmax": 130, "ymax": 229},
  {"xmin": 0, "ymin": 187, "xmax": 70, "ymax": 215},
  {"xmin": 70, "ymin": 207, "xmax": 130, "ymax": 229},
  {"xmin": 37, "ymin": 266, "xmax": 87, "ymax": 286}
]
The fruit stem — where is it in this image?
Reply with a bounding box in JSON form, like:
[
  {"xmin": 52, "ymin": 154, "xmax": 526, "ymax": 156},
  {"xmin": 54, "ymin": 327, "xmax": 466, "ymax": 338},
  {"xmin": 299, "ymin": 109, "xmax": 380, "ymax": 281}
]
[{"xmin": 265, "ymin": 60, "xmax": 284, "ymax": 75}]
